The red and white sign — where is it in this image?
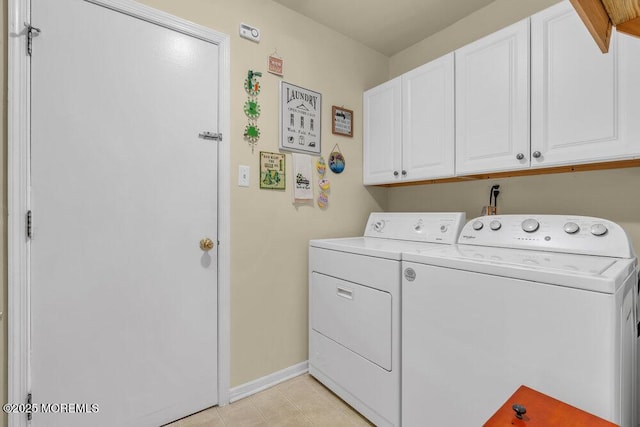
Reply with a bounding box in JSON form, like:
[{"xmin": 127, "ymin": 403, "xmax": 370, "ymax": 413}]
[{"xmin": 268, "ymin": 55, "xmax": 283, "ymax": 76}]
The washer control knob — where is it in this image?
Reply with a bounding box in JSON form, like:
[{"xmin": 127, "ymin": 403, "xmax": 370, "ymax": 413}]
[
  {"xmin": 440, "ymin": 225, "xmax": 448, "ymax": 233},
  {"xmin": 522, "ymin": 218, "xmax": 540, "ymax": 233},
  {"xmin": 472, "ymin": 220, "xmax": 484, "ymax": 231},
  {"xmin": 563, "ymin": 222, "xmax": 580, "ymax": 234},
  {"xmin": 489, "ymin": 220, "xmax": 502, "ymax": 231},
  {"xmin": 591, "ymin": 223, "xmax": 608, "ymax": 236},
  {"xmin": 373, "ymin": 220, "xmax": 386, "ymax": 232}
]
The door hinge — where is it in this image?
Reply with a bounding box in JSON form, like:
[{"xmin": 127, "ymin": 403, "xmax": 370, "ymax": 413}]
[
  {"xmin": 25, "ymin": 23, "xmax": 41, "ymax": 56},
  {"xmin": 26, "ymin": 210, "xmax": 32, "ymax": 239},
  {"xmin": 26, "ymin": 392, "xmax": 32, "ymax": 421},
  {"xmin": 199, "ymin": 131, "xmax": 222, "ymax": 142}
]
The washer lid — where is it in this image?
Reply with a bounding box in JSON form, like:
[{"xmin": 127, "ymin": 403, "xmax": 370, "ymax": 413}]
[
  {"xmin": 310, "ymin": 237, "xmax": 446, "ymax": 260},
  {"xmin": 402, "ymin": 245, "xmax": 637, "ymax": 293}
]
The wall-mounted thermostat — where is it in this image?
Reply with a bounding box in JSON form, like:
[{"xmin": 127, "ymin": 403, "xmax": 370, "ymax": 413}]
[{"xmin": 239, "ymin": 23, "xmax": 260, "ymax": 43}]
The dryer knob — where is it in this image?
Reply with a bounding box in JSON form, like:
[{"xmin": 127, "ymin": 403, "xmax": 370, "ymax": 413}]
[
  {"xmin": 489, "ymin": 220, "xmax": 502, "ymax": 231},
  {"xmin": 522, "ymin": 218, "xmax": 540, "ymax": 233},
  {"xmin": 591, "ymin": 223, "xmax": 608, "ymax": 236},
  {"xmin": 563, "ymin": 222, "xmax": 580, "ymax": 234},
  {"xmin": 472, "ymin": 220, "xmax": 484, "ymax": 231}
]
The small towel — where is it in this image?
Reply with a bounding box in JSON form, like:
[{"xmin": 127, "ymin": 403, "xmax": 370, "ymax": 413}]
[{"xmin": 292, "ymin": 153, "xmax": 313, "ymax": 202}]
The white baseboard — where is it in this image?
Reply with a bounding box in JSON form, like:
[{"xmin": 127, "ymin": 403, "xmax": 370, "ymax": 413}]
[{"xmin": 228, "ymin": 361, "xmax": 309, "ymax": 403}]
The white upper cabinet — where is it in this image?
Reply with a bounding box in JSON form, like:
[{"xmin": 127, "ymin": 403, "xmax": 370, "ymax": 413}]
[
  {"xmin": 363, "ymin": 53, "xmax": 454, "ymax": 185},
  {"xmin": 530, "ymin": 0, "xmax": 640, "ymax": 167},
  {"xmin": 363, "ymin": 77, "xmax": 402, "ymax": 185},
  {"xmin": 455, "ymin": 19, "xmax": 531, "ymax": 175},
  {"xmin": 402, "ymin": 53, "xmax": 455, "ymax": 181}
]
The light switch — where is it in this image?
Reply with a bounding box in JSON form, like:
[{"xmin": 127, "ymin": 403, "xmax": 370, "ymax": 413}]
[{"xmin": 238, "ymin": 165, "xmax": 250, "ymax": 187}]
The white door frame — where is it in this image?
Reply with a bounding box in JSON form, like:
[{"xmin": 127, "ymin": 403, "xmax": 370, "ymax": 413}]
[{"xmin": 7, "ymin": 1, "xmax": 231, "ymax": 426}]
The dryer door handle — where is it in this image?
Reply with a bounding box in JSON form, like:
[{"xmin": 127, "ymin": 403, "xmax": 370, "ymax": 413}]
[{"xmin": 336, "ymin": 287, "xmax": 353, "ymax": 300}]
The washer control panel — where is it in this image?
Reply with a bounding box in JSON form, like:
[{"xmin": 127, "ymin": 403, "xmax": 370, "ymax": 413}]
[
  {"xmin": 458, "ymin": 215, "xmax": 633, "ymax": 258},
  {"xmin": 364, "ymin": 212, "xmax": 466, "ymax": 244}
]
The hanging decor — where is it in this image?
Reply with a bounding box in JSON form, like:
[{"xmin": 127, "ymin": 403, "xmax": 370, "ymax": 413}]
[
  {"xmin": 268, "ymin": 49, "xmax": 284, "ymax": 77},
  {"xmin": 259, "ymin": 151, "xmax": 286, "ymax": 190},
  {"xmin": 328, "ymin": 144, "xmax": 345, "ymax": 174},
  {"xmin": 317, "ymin": 192, "xmax": 329, "ymax": 209},
  {"xmin": 316, "ymin": 157, "xmax": 326, "ymax": 175},
  {"xmin": 316, "ymin": 155, "xmax": 329, "ymax": 208},
  {"xmin": 279, "ymin": 81, "xmax": 322, "ymax": 155},
  {"xmin": 244, "ymin": 70, "xmax": 262, "ymax": 152},
  {"xmin": 292, "ymin": 153, "xmax": 314, "ymax": 203},
  {"xmin": 332, "ymin": 106, "xmax": 353, "ymax": 137}
]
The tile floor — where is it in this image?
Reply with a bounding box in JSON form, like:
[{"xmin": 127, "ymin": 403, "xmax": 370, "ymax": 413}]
[{"xmin": 165, "ymin": 373, "xmax": 374, "ymax": 427}]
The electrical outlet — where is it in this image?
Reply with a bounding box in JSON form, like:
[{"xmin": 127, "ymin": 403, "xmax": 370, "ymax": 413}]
[{"xmin": 238, "ymin": 165, "xmax": 250, "ymax": 187}]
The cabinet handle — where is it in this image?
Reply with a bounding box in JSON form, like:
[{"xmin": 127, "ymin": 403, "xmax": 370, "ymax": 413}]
[
  {"xmin": 516, "ymin": 153, "xmax": 524, "ymax": 160},
  {"xmin": 393, "ymin": 171, "xmax": 399, "ymax": 176},
  {"xmin": 532, "ymin": 151, "xmax": 542, "ymax": 158},
  {"xmin": 512, "ymin": 404, "xmax": 527, "ymax": 419},
  {"xmin": 401, "ymin": 170, "xmax": 407, "ymax": 176}
]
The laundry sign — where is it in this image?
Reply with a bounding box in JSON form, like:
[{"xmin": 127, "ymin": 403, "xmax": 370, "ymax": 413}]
[{"xmin": 279, "ymin": 82, "xmax": 321, "ymax": 155}]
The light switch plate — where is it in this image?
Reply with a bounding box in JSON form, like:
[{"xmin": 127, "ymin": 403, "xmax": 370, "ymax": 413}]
[{"xmin": 238, "ymin": 165, "xmax": 250, "ymax": 187}]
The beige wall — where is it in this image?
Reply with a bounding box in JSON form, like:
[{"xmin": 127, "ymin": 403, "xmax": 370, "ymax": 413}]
[
  {"xmin": 386, "ymin": 0, "xmax": 640, "ymax": 252},
  {"xmin": 386, "ymin": 168, "xmax": 640, "ymax": 251},
  {"xmin": 389, "ymin": 0, "xmax": 563, "ymax": 78}
]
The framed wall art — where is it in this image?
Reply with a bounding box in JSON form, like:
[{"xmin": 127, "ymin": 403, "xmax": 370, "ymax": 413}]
[
  {"xmin": 332, "ymin": 106, "xmax": 353, "ymax": 137},
  {"xmin": 279, "ymin": 82, "xmax": 321, "ymax": 155},
  {"xmin": 260, "ymin": 151, "xmax": 286, "ymax": 190}
]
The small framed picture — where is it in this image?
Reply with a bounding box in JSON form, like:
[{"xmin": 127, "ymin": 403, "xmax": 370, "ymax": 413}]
[
  {"xmin": 259, "ymin": 151, "xmax": 286, "ymax": 190},
  {"xmin": 332, "ymin": 106, "xmax": 353, "ymax": 137},
  {"xmin": 279, "ymin": 81, "xmax": 322, "ymax": 155}
]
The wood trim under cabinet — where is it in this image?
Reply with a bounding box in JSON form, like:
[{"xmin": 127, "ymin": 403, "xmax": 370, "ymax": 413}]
[
  {"xmin": 376, "ymin": 158, "xmax": 640, "ymax": 187},
  {"xmin": 617, "ymin": 15, "xmax": 640, "ymax": 35},
  {"xmin": 570, "ymin": 0, "xmax": 613, "ymax": 52}
]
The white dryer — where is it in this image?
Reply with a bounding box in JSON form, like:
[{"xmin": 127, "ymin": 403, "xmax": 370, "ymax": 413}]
[
  {"xmin": 402, "ymin": 215, "xmax": 638, "ymax": 427},
  {"xmin": 309, "ymin": 212, "xmax": 466, "ymax": 427}
]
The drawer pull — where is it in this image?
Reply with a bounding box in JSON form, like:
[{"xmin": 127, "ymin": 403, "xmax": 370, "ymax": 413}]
[{"xmin": 336, "ymin": 287, "xmax": 353, "ymax": 300}]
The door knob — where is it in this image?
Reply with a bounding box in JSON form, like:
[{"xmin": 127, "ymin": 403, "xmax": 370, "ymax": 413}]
[
  {"xmin": 200, "ymin": 238, "xmax": 215, "ymax": 251},
  {"xmin": 516, "ymin": 153, "xmax": 524, "ymax": 160},
  {"xmin": 532, "ymin": 151, "xmax": 542, "ymax": 158}
]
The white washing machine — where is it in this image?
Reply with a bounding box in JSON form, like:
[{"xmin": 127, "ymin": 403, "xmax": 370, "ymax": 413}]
[
  {"xmin": 401, "ymin": 215, "xmax": 638, "ymax": 427},
  {"xmin": 309, "ymin": 212, "xmax": 466, "ymax": 427}
]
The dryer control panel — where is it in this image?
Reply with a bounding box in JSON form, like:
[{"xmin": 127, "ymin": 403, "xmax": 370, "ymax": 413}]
[
  {"xmin": 364, "ymin": 212, "xmax": 465, "ymax": 244},
  {"xmin": 459, "ymin": 215, "xmax": 634, "ymax": 258}
]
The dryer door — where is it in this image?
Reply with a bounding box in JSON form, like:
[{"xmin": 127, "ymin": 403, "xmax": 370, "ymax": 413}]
[{"xmin": 311, "ymin": 273, "xmax": 392, "ymax": 370}]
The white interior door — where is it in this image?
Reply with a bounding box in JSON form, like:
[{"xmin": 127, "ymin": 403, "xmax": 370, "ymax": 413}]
[{"xmin": 30, "ymin": 1, "xmax": 219, "ymax": 426}]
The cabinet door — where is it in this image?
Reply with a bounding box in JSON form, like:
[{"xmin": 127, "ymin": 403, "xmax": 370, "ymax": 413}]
[
  {"xmin": 402, "ymin": 53, "xmax": 455, "ymax": 181},
  {"xmin": 531, "ymin": 1, "xmax": 640, "ymax": 167},
  {"xmin": 455, "ymin": 19, "xmax": 530, "ymax": 175},
  {"xmin": 363, "ymin": 77, "xmax": 402, "ymax": 185}
]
